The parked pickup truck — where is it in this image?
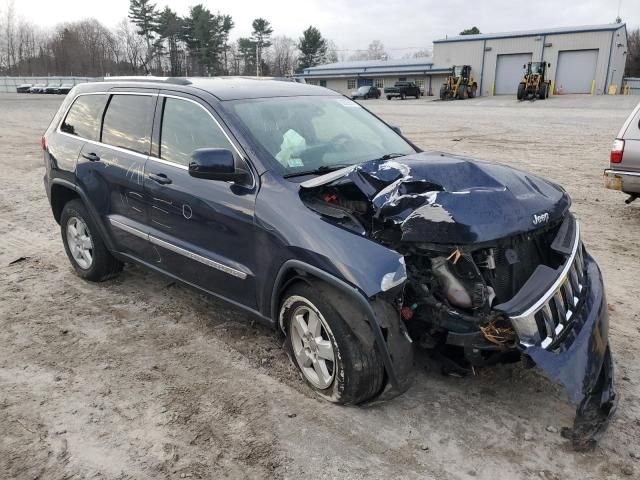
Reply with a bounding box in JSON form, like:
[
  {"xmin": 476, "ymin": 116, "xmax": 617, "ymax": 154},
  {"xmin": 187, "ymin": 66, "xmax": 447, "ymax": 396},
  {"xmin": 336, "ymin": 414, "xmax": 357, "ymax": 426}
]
[{"xmin": 384, "ymin": 81, "xmax": 421, "ymax": 100}]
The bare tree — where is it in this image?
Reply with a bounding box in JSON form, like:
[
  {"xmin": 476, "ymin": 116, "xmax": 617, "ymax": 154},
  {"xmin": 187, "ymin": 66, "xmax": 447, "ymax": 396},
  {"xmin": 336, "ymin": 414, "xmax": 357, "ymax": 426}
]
[
  {"xmin": 116, "ymin": 18, "xmax": 145, "ymax": 73},
  {"xmin": 269, "ymin": 35, "xmax": 297, "ymax": 76},
  {"xmin": 349, "ymin": 40, "xmax": 387, "ymax": 61},
  {"xmin": 3, "ymin": 0, "xmax": 16, "ymax": 74},
  {"xmin": 402, "ymin": 48, "xmax": 432, "ymax": 60},
  {"xmin": 325, "ymin": 40, "xmax": 339, "ymax": 63}
]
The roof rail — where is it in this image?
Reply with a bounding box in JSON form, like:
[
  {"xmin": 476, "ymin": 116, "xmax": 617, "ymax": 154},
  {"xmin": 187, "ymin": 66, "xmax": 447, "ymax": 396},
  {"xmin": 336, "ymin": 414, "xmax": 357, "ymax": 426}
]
[{"xmin": 102, "ymin": 76, "xmax": 192, "ymax": 85}]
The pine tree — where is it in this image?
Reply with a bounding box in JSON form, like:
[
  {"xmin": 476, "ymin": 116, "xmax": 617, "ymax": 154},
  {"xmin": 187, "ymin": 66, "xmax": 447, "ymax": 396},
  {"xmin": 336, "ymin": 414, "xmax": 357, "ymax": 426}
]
[
  {"xmin": 459, "ymin": 26, "xmax": 481, "ymax": 35},
  {"xmin": 297, "ymin": 26, "xmax": 327, "ymax": 71},
  {"xmin": 155, "ymin": 6, "xmax": 182, "ymax": 76},
  {"xmin": 128, "ymin": 0, "xmax": 159, "ymax": 73},
  {"xmin": 251, "ymin": 18, "xmax": 273, "ymax": 75}
]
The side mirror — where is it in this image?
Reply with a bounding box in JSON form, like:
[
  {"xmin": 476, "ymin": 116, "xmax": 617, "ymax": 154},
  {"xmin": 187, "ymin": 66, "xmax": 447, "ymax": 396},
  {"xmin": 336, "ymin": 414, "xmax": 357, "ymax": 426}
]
[
  {"xmin": 390, "ymin": 126, "xmax": 402, "ymax": 135},
  {"xmin": 188, "ymin": 148, "xmax": 247, "ymax": 182}
]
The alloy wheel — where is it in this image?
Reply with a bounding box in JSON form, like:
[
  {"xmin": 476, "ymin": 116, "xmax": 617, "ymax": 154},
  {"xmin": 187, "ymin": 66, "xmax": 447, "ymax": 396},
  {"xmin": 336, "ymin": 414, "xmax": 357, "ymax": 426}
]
[
  {"xmin": 66, "ymin": 216, "xmax": 94, "ymax": 269},
  {"xmin": 288, "ymin": 300, "xmax": 336, "ymax": 389}
]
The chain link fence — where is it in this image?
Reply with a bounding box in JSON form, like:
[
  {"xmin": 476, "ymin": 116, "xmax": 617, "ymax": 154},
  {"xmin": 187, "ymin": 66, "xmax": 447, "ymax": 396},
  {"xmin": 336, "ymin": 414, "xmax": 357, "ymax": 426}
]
[{"xmin": 0, "ymin": 76, "xmax": 103, "ymax": 93}]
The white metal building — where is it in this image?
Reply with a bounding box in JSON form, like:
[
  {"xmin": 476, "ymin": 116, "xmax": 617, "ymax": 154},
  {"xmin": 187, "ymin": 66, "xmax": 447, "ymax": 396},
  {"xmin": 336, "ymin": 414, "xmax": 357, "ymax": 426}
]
[
  {"xmin": 296, "ymin": 58, "xmax": 451, "ymax": 96},
  {"xmin": 433, "ymin": 23, "xmax": 628, "ymax": 96}
]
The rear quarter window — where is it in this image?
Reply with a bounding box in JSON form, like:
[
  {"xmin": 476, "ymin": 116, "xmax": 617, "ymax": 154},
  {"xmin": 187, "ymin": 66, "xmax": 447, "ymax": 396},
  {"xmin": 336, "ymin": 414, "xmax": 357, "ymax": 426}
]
[
  {"xmin": 101, "ymin": 94, "xmax": 155, "ymax": 155},
  {"xmin": 60, "ymin": 94, "xmax": 108, "ymax": 141}
]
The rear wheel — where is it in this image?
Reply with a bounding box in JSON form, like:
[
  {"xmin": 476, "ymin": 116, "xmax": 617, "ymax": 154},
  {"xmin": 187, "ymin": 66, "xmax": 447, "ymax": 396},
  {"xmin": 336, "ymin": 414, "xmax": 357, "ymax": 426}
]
[
  {"xmin": 440, "ymin": 85, "xmax": 447, "ymax": 100},
  {"xmin": 469, "ymin": 84, "xmax": 477, "ymax": 98},
  {"xmin": 517, "ymin": 83, "xmax": 525, "ymax": 100},
  {"xmin": 281, "ymin": 281, "xmax": 385, "ymax": 404},
  {"xmin": 386, "ymin": 95, "xmax": 391, "ymax": 100},
  {"xmin": 60, "ymin": 199, "xmax": 122, "ymax": 281},
  {"xmin": 400, "ymin": 92, "xmax": 406, "ymax": 100}
]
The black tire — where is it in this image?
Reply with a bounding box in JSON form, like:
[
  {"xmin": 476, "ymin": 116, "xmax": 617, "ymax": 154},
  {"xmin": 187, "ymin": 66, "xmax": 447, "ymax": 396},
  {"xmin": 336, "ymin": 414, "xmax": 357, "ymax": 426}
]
[
  {"xmin": 386, "ymin": 95, "xmax": 391, "ymax": 100},
  {"xmin": 440, "ymin": 84, "xmax": 447, "ymax": 100},
  {"xmin": 546, "ymin": 83, "xmax": 550, "ymax": 98},
  {"xmin": 457, "ymin": 85, "xmax": 467, "ymax": 100},
  {"xmin": 469, "ymin": 84, "xmax": 477, "ymax": 98},
  {"xmin": 538, "ymin": 83, "xmax": 547, "ymax": 100},
  {"xmin": 281, "ymin": 281, "xmax": 385, "ymax": 405},
  {"xmin": 517, "ymin": 83, "xmax": 525, "ymax": 100},
  {"xmin": 400, "ymin": 92, "xmax": 406, "ymax": 100},
  {"xmin": 60, "ymin": 199, "xmax": 123, "ymax": 281}
]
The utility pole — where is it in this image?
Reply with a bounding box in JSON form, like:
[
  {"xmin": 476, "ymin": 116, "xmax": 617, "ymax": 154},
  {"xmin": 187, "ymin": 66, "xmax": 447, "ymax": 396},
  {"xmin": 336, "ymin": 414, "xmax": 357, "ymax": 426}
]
[{"xmin": 256, "ymin": 42, "xmax": 260, "ymax": 76}]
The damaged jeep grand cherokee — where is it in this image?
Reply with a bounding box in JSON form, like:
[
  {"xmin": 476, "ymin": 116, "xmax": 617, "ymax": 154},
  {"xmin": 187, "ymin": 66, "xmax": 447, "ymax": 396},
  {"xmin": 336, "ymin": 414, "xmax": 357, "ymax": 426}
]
[{"xmin": 43, "ymin": 78, "xmax": 615, "ymax": 450}]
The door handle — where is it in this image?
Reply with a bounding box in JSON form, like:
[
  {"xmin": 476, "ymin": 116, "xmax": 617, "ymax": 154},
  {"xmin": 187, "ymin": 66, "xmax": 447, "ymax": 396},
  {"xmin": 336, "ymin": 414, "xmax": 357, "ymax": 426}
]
[
  {"xmin": 148, "ymin": 173, "xmax": 172, "ymax": 185},
  {"xmin": 82, "ymin": 152, "xmax": 100, "ymax": 162}
]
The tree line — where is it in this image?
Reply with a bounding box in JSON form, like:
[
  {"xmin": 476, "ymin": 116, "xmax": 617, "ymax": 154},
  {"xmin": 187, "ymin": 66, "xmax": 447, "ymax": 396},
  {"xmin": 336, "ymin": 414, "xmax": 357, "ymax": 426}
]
[
  {"xmin": 0, "ymin": 0, "xmax": 342, "ymax": 77},
  {"xmin": 4, "ymin": 1, "xmax": 637, "ymax": 79}
]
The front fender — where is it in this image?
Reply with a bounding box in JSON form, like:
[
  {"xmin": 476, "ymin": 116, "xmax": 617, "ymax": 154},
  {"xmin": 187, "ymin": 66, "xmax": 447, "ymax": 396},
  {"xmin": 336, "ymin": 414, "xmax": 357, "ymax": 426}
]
[{"xmin": 255, "ymin": 171, "xmax": 406, "ymax": 314}]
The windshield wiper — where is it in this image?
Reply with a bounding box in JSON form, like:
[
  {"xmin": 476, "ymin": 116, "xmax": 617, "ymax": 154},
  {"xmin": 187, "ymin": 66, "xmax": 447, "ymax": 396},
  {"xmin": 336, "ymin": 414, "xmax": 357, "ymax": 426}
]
[
  {"xmin": 283, "ymin": 163, "xmax": 353, "ymax": 179},
  {"xmin": 372, "ymin": 153, "xmax": 408, "ymax": 161}
]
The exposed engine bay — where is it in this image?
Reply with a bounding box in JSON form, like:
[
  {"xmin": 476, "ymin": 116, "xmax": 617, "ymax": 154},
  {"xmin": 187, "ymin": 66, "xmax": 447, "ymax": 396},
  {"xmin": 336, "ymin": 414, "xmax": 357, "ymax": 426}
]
[
  {"xmin": 299, "ymin": 153, "xmax": 570, "ymax": 362},
  {"xmin": 299, "ymin": 152, "xmax": 617, "ymax": 449}
]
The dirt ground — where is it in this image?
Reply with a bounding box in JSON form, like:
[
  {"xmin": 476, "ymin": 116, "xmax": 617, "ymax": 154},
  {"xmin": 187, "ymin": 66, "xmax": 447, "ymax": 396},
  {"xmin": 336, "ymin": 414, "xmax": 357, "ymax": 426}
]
[{"xmin": 1, "ymin": 92, "xmax": 639, "ymax": 480}]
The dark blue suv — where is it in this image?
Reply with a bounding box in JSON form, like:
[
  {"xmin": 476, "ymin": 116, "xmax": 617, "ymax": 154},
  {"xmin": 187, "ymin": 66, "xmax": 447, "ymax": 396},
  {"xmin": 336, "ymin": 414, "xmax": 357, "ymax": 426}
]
[{"xmin": 43, "ymin": 78, "xmax": 615, "ymax": 448}]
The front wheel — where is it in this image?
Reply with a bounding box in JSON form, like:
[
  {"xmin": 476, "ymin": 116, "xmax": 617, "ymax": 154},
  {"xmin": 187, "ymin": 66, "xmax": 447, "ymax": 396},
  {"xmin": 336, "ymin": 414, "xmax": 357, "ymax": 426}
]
[
  {"xmin": 60, "ymin": 199, "xmax": 123, "ymax": 281},
  {"xmin": 386, "ymin": 95, "xmax": 391, "ymax": 100},
  {"xmin": 538, "ymin": 83, "xmax": 547, "ymax": 100},
  {"xmin": 281, "ymin": 281, "xmax": 385, "ymax": 404},
  {"xmin": 517, "ymin": 83, "xmax": 525, "ymax": 100}
]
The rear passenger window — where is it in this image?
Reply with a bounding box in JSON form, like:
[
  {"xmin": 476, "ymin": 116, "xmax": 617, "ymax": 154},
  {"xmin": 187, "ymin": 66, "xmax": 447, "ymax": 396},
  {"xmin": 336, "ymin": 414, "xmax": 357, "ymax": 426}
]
[
  {"xmin": 60, "ymin": 94, "xmax": 107, "ymax": 141},
  {"xmin": 160, "ymin": 97, "xmax": 234, "ymax": 166},
  {"xmin": 101, "ymin": 94, "xmax": 154, "ymax": 155}
]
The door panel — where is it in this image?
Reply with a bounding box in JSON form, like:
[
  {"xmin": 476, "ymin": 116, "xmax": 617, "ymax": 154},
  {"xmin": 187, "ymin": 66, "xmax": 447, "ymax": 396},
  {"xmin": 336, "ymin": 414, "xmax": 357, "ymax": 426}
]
[
  {"xmin": 77, "ymin": 142, "xmax": 150, "ymax": 256},
  {"xmin": 495, "ymin": 53, "xmax": 532, "ymax": 94},
  {"xmin": 76, "ymin": 92, "xmax": 156, "ymax": 258},
  {"xmin": 143, "ymin": 94, "xmax": 258, "ymax": 307}
]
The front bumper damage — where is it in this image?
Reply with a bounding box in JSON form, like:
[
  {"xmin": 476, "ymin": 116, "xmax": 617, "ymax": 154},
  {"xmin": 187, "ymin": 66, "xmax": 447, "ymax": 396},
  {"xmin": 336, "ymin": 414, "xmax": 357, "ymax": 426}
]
[
  {"xmin": 525, "ymin": 255, "xmax": 617, "ymax": 450},
  {"xmin": 494, "ymin": 216, "xmax": 616, "ymax": 450}
]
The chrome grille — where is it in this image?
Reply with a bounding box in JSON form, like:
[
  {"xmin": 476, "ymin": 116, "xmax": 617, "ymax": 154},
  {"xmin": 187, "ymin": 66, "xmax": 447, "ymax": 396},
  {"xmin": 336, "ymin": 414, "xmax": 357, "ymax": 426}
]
[{"xmin": 508, "ymin": 222, "xmax": 585, "ymax": 349}]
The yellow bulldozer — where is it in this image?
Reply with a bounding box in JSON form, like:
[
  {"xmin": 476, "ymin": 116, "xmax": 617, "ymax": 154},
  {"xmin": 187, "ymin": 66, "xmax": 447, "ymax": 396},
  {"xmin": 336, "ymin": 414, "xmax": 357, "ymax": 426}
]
[
  {"xmin": 440, "ymin": 65, "xmax": 477, "ymax": 100},
  {"xmin": 517, "ymin": 62, "xmax": 551, "ymax": 100}
]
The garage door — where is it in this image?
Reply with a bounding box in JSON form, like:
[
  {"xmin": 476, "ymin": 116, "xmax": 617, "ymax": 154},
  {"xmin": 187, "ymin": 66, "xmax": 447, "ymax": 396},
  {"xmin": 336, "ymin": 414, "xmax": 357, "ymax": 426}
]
[
  {"xmin": 494, "ymin": 53, "xmax": 532, "ymax": 94},
  {"xmin": 555, "ymin": 50, "xmax": 598, "ymax": 94}
]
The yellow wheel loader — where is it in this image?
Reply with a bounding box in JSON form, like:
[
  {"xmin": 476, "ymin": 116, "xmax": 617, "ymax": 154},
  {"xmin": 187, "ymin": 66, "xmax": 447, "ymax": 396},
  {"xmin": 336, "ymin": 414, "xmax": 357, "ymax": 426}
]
[
  {"xmin": 517, "ymin": 62, "xmax": 551, "ymax": 101},
  {"xmin": 440, "ymin": 65, "xmax": 477, "ymax": 100}
]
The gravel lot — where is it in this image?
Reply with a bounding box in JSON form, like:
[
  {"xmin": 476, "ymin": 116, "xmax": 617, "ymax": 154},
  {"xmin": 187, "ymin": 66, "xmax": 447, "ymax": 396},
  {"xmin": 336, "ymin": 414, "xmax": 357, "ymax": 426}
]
[{"xmin": 1, "ymin": 92, "xmax": 639, "ymax": 479}]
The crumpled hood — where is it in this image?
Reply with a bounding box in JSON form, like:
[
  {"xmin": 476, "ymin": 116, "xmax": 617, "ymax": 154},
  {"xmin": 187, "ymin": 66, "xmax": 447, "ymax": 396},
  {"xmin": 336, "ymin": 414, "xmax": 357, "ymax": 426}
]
[{"xmin": 300, "ymin": 151, "xmax": 571, "ymax": 244}]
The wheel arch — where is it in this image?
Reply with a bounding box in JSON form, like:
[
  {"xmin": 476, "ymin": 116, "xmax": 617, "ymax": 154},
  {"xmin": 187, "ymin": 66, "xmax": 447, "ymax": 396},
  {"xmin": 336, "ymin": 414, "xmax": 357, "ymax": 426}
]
[
  {"xmin": 49, "ymin": 178, "xmax": 117, "ymax": 252},
  {"xmin": 270, "ymin": 259, "xmax": 411, "ymax": 394},
  {"xmin": 50, "ymin": 181, "xmax": 80, "ymax": 224}
]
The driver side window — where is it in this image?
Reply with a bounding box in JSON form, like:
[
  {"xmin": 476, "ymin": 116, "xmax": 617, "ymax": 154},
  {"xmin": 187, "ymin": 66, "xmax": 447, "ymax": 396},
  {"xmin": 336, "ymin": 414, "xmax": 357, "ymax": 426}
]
[{"xmin": 160, "ymin": 97, "xmax": 235, "ymax": 167}]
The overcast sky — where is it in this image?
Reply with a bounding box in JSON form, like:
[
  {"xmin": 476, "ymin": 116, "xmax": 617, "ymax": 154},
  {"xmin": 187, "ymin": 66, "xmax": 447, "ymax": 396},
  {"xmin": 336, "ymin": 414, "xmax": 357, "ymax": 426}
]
[{"xmin": 8, "ymin": 0, "xmax": 640, "ymax": 58}]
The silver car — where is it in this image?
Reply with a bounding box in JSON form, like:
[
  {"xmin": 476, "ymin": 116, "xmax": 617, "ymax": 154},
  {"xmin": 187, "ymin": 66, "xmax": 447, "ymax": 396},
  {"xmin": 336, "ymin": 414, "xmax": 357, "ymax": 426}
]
[{"xmin": 604, "ymin": 101, "xmax": 640, "ymax": 203}]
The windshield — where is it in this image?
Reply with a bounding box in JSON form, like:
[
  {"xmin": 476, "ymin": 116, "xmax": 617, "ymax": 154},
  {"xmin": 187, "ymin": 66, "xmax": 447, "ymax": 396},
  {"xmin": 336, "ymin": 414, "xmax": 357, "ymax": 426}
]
[
  {"xmin": 357, "ymin": 86, "xmax": 370, "ymax": 93},
  {"xmin": 529, "ymin": 62, "xmax": 543, "ymax": 74},
  {"xmin": 454, "ymin": 66, "xmax": 463, "ymax": 76},
  {"xmin": 225, "ymin": 96, "xmax": 415, "ymax": 176}
]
